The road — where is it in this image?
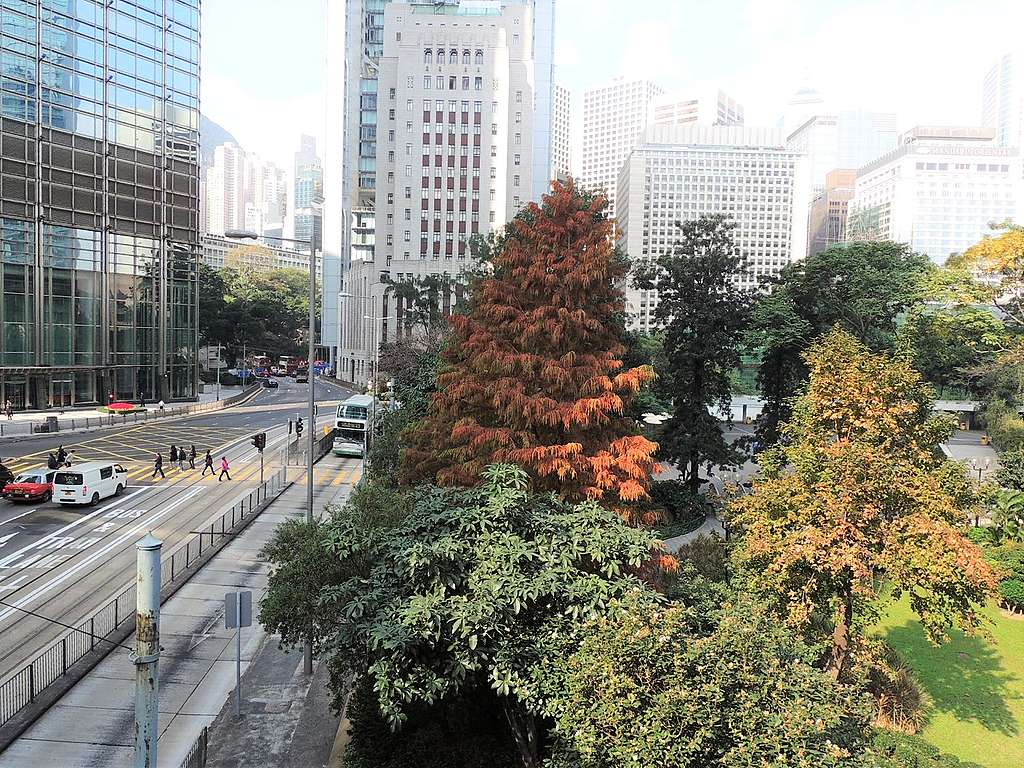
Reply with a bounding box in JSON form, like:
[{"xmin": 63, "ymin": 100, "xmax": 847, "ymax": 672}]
[{"xmin": 0, "ymin": 377, "xmax": 356, "ymax": 687}]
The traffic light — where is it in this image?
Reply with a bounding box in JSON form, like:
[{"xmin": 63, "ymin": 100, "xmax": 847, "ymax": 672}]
[
  {"xmin": 295, "ymin": 417, "xmax": 304, "ymax": 438},
  {"xmin": 250, "ymin": 432, "xmax": 266, "ymax": 452}
]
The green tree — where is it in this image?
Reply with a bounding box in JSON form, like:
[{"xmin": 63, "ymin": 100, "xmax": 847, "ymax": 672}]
[
  {"xmin": 750, "ymin": 241, "xmax": 933, "ymax": 445},
  {"xmin": 996, "ymin": 448, "xmax": 1024, "ymax": 490},
  {"xmin": 281, "ymin": 464, "xmax": 655, "ymax": 768},
  {"xmin": 897, "ymin": 306, "xmax": 1007, "ymax": 397},
  {"xmin": 542, "ymin": 598, "xmax": 871, "ymax": 768},
  {"xmin": 732, "ymin": 330, "xmax": 997, "ymax": 680},
  {"xmin": 633, "ymin": 214, "xmax": 754, "ymax": 493}
]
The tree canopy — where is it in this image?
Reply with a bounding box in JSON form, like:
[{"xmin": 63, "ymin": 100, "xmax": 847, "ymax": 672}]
[
  {"xmin": 633, "ymin": 214, "xmax": 754, "ymax": 492},
  {"xmin": 732, "ymin": 329, "xmax": 997, "ymax": 680},
  {"xmin": 403, "ymin": 179, "xmax": 657, "ymax": 508}
]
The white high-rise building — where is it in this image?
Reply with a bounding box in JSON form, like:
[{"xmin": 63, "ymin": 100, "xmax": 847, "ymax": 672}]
[
  {"xmin": 983, "ymin": 52, "xmax": 1024, "ymax": 149},
  {"xmin": 848, "ymin": 126, "xmax": 1022, "ymax": 264},
  {"xmin": 551, "ymin": 83, "xmax": 572, "ymax": 180},
  {"xmin": 787, "ymin": 110, "xmax": 898, "ymax": 195},
  {"xmin": 336, "ymin": 0, "xmax": 544, "ymax": 385},
  {"xmin": 650, "ymin": 89, "xmax": 744, "ymax": 129},
  {"xmin": 580, "ymin": 78, "xmax": 664, "ymax": 218},
  {"xmin": 324, "ymin": 0, "xmax": 555, "ymax": 379},
  {"xmin": 617, "ymin": 126, "xmax": 809, "ymax": 331},
  {"xmin": 202, "ymin": 143, "xmax": 288, "ymax": 238}
]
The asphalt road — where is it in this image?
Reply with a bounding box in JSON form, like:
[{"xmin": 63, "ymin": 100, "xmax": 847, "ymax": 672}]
[{"xmin": 0, "ymin": 377, "xmax": 357, "ymax": 686}]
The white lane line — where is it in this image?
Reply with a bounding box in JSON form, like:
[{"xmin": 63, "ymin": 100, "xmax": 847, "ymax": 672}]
[
  {"xmin": 0, "ymin": 488, "xmax": 149, "ymax": 571},
  {"xmin": 0, "ymin": 509, "xmax": 36, "ymax": 527},
  {"xmin": 0, "ymin": 487, "xmax": 204, "ymax": 625}
]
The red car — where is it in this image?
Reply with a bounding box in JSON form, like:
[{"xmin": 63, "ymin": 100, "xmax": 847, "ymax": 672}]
[{"xmin": 3, "ymin": 469, "xmax": 57, "ymax": 503}]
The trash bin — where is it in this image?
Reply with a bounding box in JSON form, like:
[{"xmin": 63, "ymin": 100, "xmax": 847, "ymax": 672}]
[{"xmin": 46, "ymin": 415, "xmax": 59, "ymax": 433}]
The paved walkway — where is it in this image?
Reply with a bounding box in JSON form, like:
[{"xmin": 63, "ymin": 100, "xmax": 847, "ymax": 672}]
[
  {"xmin": 663, "ymin": 515, "xmax": 727, "ymax": 551},
  {"xmin": 0, "ymin": 456, "xmax": 358, "ymax": 767}
]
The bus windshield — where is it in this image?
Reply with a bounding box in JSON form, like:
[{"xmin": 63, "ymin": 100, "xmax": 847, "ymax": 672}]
[
  {"xmin": 337, "ymin": 428, "xmax": 365, "ymax": 443},
  {"xmin": 339, "ymin": 405, "xmax": 368, "ymax": 420}
]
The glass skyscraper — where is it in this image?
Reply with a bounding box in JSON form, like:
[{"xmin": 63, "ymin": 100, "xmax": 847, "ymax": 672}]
[{"xmin": 0, "ymin": 0, "xmax": 200, "ymax": 409}]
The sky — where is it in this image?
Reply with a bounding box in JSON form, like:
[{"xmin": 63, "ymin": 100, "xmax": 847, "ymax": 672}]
[{"xmin": 201, "ymin": 0, "xmax": 1024, "ymax": 169}]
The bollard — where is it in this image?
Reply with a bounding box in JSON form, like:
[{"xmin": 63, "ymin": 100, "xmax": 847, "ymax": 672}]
[{"xmin": 134, "ymin": 534, "xmax": 162, "ymax": 768}]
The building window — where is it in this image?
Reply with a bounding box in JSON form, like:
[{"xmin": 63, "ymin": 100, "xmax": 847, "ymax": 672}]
[
  {"xmin": 463, "ymin": 49, "xmax": 471, "ymax": 64},
  {"xmin": 490, "ymin": 211, "xmax": 496, "ymax": 222},
  {"xmin": 516, "ymin": 90, "xmax": 522, "ymax": 103},
  {"xmin": 387, "ymin": 193, "xmax": 394, "ymax": 204},
  {"xmin": 407, "ymin": 77, "xmax": 414, "ymax": 89},
  {"xmin": 387, "ymin": 213, "xmax": 394, "ymax": 224},
  {"xmin": 386, "ymin": 234, "xmax": 393, "ymax": 245},
  {"xmin": 389, "ymin": 88, "xmax": 396, "ymax": 99},
  {"xmin": 437, "ymin": 76, "xmax": 444, "ymax": 89},
  {"xmin": 424, "ymin": 49, "xmax": 432, "ymax": 64},
  {"xmin": 514, "ymin": 175, "xmax": 520, "ymax": 187},
  {"xmin": 404, "ymin": 230, "xmax": 411, "ymax": 242},
  {"xmin": 405, "ymin": 187, "xmax": 412, "ymax": 199},
  {"xmin": 449, "ymin": 50, "xmax": 458, "ymax": 64},
  {"xmin": 424, "ymin": 76, "xmax": 431, "ymax": 89},
  {"xmin": 388, "ymin": 151, "xmax": 395, "ymax": 162},
  {"xmin": 491, "ymin": 123, "xmax": 498, "ymax": 136},
  {"xmin": 515, "ymin": 112, "xmax": 521, "ymax": 123},
  {"xmin": 475, "ymin": 50, "xmax": 483, "ymax": 64},
  {"xmin": 462, "ymin": 76, "xmax": 470, "ymax": 90},
  {"xmin": 514, "ymin": 153, "xmax": 520, "ymax": 165},
  {"xmin": 474, "ymin": 77, "xmax": 483, "ymax": 90},
  {"xmin": 490, "ymin": 168, "xmax": 496, "ymax": 179}
]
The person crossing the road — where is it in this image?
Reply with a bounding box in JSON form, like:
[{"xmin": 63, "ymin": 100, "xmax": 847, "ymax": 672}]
[
  {"xmin": 152, "ymin": 452, "xmax": 165, "ymax": 479},
  {"xmin": 55, "ymin": 445, "xmax": 68, "ymax": 467},
  {"xmin": 201, "ymin": 450, "xmax": 214, "ymax": 476},
  {"xmin": 169, "ymin": 445, "xmax": 178, "ymax": 469},
  {"xmin": 4, "ymin": 400, "xmax": 11, "ymax": 420},
  {"xmin": 218, "ymin": 456, "xmax": 231, "ymax": 482},
  {"xmin": 188, "ymin": 444, "xmax": 197, "ymax": 470}
]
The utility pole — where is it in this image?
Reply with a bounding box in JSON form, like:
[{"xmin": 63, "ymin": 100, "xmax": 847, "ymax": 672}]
[
  {"xmin": 133, "ymin": 534, "xmax": 162, "ymax": 768},
  {"xmin": 216, "ymin": 343, "xmax": 222, "ymax": 402},
  {"xmin": 304, "ymin": 246, "xmax": 316, "ymax": 675}
]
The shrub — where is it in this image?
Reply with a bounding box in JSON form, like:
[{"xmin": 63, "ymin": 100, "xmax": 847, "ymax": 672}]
[
  {"xmin": 870, "ymin": 728, "xmax": 984, "ymax": 767},
  {"xmin": 866, "ymin": 644, "xmax": 930, "ymax": 734},
  {"xmin": 647, "ymin": 479, "xmax": 710, "ymax": 537},
  {"xmin": 988, "ymin": 543, "xmax": 1024, "ymax": 612},
  {"xmin": 984, "ymin": 400, "xmax": 1024, "ymax": 452},
  {"xmin": 343, "ymin": 679, "xmax": 518, "ymax": 768},
  {"xmin": 995, "ymin": 448, "xmax": 1024, "ymax": 490},
  {"xmin": 674, "ymin": 534, "xmax": 730, "ymax": 584}
]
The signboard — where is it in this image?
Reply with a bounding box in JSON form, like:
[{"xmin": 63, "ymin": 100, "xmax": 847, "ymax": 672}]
[{"xmin": 225, "ymin": 590, "xmax": 252, "ymax": 629}]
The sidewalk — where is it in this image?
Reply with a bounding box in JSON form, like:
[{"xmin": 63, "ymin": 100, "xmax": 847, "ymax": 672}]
[{"xmin": 0, "ymin": 459, "xmax": 357, "ymax": 768}]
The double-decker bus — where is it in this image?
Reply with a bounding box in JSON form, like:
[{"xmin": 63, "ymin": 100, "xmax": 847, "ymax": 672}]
[{"xmin": 333, "ymin": 394, "xmax": 373, "ymax": 457}]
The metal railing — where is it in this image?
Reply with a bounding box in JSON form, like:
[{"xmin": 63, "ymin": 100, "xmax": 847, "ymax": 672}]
[
  {"xmin": 178, "ymin": 726, "xmax": 208, "ymax": 768},
  {"xmin": 285, "ymin": 427, "xmax": 336, "ymax": 466},
  {"xmin": 0, "ymin": 385, "xmax": 261, "ymax": 438},
  {"xmin": 0, "ymin": 466, "xmax": 287, "ymax": 730}
]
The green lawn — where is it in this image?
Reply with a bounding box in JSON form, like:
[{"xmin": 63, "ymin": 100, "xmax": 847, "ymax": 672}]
[{"xmin": 876, "ymin": 600, "xmax": 1024, "ymax": 768}]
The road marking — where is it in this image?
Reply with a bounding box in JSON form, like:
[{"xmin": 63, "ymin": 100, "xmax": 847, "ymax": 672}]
[
  {"xmin": 0, "ymin": 487, "xmax": 203, "ymax": 625},
  {"xmin": 0, "ymin": 509, "xmax": 36, "ymax": 527},
  {"xmin": 0, "ymin": 533, "xmax": 17, "ymax": 549},
  {"xmin": 0, "ymin": 488, "xmax": 149, "ymax": 574}
]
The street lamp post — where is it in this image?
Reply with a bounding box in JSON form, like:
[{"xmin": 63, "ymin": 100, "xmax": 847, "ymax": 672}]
[
  {"xmin": 225, "ymin": 229, "xmax": 316, "ymax": 674},
  {"xmin": 969, "ymin": 457, "xmax": 992, "ymax": 527}
]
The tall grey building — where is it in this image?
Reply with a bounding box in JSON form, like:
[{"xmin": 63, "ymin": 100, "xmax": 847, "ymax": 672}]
[
  {"xmin": 290, "ymin": 134, "xmax": 323, "ymax": 253},
  {"xmin": 983, "ymin": 52, "xmax": 1024, "ymax": 149},
  {"xmin": 786, "ymin": 110, "xmax": 898, "ymax": 195},
  {"xmin": 323, "ymin": 0, "xmax": 555, "ymax": 378},
  {"xmin": 0, "ymin": 0, "xmax": 200, "ymax": 408}
]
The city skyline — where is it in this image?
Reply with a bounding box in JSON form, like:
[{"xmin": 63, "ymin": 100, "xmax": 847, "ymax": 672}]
[{"xmin": 202, "ymin": 0, "xmax": 1024, "ymax": 170}]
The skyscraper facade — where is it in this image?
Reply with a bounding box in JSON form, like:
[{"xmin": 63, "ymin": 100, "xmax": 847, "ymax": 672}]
[
  {"xmin": 848, "ymin": 126, "xmax": 1022, "ymax": 264},
  {"xmin": 325, "ymin": 0, "xmax": 556, "ymax": 381},
  {"xmin": 983, "ymin": 52, "xmax": 1023, "ymax": 149},
  {"xmin": 336, "ymin": 0, "xmax": 542, "ymax": 384},
  {"xmin": 786, "ymin": 110, "xmax": 898, "ymax": 195},
  {"xmin": 650, "ymin": 89, "xmax": 745, "ymax": 129},
  {"xmin": 580, "ymin": 77, "xmax": 663, "ymax": 218},
  {"xmin": 203, "ymin": 143, "xmax": 287, "ymax": 239},
  {"xmin": 0, "ymin": 0, "xmax": 201, "ymax": 408},
  {"xmin": 289, "ymin": 134, "xmax": 323, "ymax": 252},
  {"xmin": 551, "ymin": 83, "xmax": 572, "ymax": 179},
  {"xmin": 617, "ymin": 126, "xmax": 809, "ymax": 331},
  {"xmin": 807, "ymin": 168, "xmax": 856, "ymax": 256}
]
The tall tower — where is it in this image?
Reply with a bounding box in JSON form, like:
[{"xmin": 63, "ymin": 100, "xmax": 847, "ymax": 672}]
[
  {"xmin": 983, "ymin": 52, "xmax": 1024, "ymax": 149},
  {"xmin": 580, "ymin": 78, "xmax": 664, "ymax": 219}
]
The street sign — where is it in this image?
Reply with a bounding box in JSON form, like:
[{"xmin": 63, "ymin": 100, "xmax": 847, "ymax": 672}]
[{"xmin": 224, "ymin": 590, "xmax": 252, "ymax": 629}]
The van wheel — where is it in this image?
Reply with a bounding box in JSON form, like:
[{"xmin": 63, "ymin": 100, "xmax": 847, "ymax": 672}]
[
  {"xmin": 90, "ymin": 492, "xmax": 99, "ymax": 506},
  {"xmin": 115, "ymin": 484, "xmax": 124, "ymax": 497}
]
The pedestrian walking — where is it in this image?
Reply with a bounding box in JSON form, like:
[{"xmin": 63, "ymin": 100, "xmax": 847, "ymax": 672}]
[
  {"xmin": 56, "ymin": 445, "xmax": 67, "ymax": 467},
  {"xmin": 188, "ymin": 444, "xmax": 197, "ymax": 470},
  {"xmin": 169, "ymin": 445, "xmax": 178, "ymax": 467},
  {"xmin": 158, "ymin": 399, "xmax": 165, "ymax": 412},
  {"xmin": 152, "ymin": 453, "xmax": 165, "ymax": 479},
  {"xmin": 47, "ymin": 453, "xmax": 58, "ymax": 470},
  {"xmin": 201, "ymin": 450, "xmax": 214, "ymax": 476},
  {"xmin": 218, "ymin": 456, "xmax": 231, "ymax": 482},
  {"xmin": 4, "ymin": 400, "xmax": 12, "ymax": 420}
]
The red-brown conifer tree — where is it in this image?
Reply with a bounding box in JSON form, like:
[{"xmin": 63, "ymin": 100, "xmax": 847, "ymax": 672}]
[{"xmin": 403, "ymin": 179, "xmax": 658, "ymax": 511}]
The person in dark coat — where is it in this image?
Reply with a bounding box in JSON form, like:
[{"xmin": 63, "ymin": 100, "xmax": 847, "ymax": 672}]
[
  {"xmin": 201, "ymin": 450, "xmax": 214, "ymax": 476},
  {"xmin": 152, "ymin": 453, "xmax": 165, "ymax": 479},
  {"xmin": 188, "ymin": 444, "xmax": 197, "ymax": 470}
]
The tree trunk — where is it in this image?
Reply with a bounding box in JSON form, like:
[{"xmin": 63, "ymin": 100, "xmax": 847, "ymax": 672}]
[
  {"xmin": 688, "ymin": 453, "xmax": 700, "ymax": 495},
  {"xmin": 828, "ymin": 578, "xmax": 855, "ymax": 681},
  {"xmin": 502, "ymin": 698, "xmax": 540, "ymax": 768}
]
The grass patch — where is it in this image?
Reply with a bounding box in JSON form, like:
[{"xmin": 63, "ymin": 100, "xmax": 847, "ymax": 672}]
[{"xmin": 876, "ymin": 600, "xmax": 1024, "ymax": 768}]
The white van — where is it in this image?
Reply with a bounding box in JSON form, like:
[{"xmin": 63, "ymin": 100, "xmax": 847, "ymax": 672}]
[{"xmin": 53, "ymin": 462, "xmax": 129, "ymax": 506}]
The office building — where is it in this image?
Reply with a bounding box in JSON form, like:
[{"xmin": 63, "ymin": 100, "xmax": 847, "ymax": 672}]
[
  {"xmin": 201, "ymin": 235, "xmax": 321, "ymax": 276},
  {"xmin": 0, "ymin": 0, "xmax": 200, "ymax": 407},
  {"xmin": 983, "ymin": 52, "xmax": 1024, "ymax": 149},
  {"xmin": 650, "ymin": 89, "xmax": 744, "ymax": 129},
  {"xmin": 848, "ymin": 126, "xmax": 1022, "ymax": 264},
  {"xmin": 336, "ymin": 0, "xmax": 543, "ymax": 384},
  {"xmin": 807, "ymin": 169, "xmax": 856, "ymax": 256},
  {"xmin": 288, "ymin": 134, "xmax": 323, "ymax": 252},
  {"xmin": 787, "ymin": 110, "xmax": 898, "ymax": 194},
  {"xmin": 323, "ymin": 0, "xmax": 555, "ymax": 378},
  {"xmin": 580, "ymin": 77, "xmax": 663, "ymax": 218},
  {"xmin": 551, "ymin": 83, "xmax": 572, "ymax": 179},
  {"xmin": 203, "ymin": 143, "xmax": 287, "ymax": 238},
  {"xmin": 617, "ymin": 126, "xmax": 809, "ymax": 331}
]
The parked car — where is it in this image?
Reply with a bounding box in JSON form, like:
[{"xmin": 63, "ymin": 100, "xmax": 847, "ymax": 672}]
[
  {"xmin": 262, "ymin": 378, "xmax": 279, "ymax": 389},
  {"xmin": 53, "ymin": 462, "xmax": 128, "ymax": 506},
  {"xmin": 3, "ymin": 469, "xmax": 57, "ymax": 502},
  {"xmin": 295, "ymin": 371, "xmax": 309, "ymax": 383}
]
